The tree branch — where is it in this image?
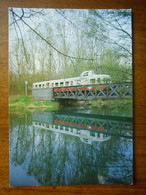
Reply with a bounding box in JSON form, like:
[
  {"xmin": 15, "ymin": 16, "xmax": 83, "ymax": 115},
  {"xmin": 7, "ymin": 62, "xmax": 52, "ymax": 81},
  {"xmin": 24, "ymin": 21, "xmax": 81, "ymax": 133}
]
[{"xmin": 10, "ymin": 9, "xmax": 99, "ymax": 61}]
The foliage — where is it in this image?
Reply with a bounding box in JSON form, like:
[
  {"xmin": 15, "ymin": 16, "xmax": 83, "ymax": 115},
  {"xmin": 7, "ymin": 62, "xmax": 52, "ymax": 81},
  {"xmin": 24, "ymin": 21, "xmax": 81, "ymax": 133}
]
[
  {"xmin": 9, "ymin": 95, "xmax": 59, "ymax": 111},
  {"xmin": 9, "ymin": 110, "xmax": 133, "ymax": 185},
  {"xmin": 91, "ymin": 99, "xmax": 133, "ymax": 117},
  {"xmin": 9, "ymin": 9, "xmax": 132, "ymax": 95}
]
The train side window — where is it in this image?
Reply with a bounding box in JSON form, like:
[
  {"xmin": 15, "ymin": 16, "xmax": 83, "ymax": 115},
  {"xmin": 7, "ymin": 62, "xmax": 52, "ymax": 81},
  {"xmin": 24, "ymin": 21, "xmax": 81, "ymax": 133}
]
[
  {"xmin": 39, "ymin": 84, "xmax": 41, "ymax": 88},
  {"xmin": 47, "ymin": 83, "xmax": 50, "ymax": 87},
  {"xmin": 91, "ymin": 132, "xmax": 95, "ymax": 137},
  {"xmin": 65, "ymin": 128, "xmax": 69, "ymax": 131},
  {"xmin": 55, "ymin": 83, "xmax": 58, "ymax": 87},
  {"xmin": 90, "ymin": 79, "xmax": 95, "ymax": 84},
  {"xmin": 60, "ymin": 126, "xmax": 63, "ymax": 130},
  {"xmin": 65, "ymin": 81, "xmax": 69, "ymax": 86},
  {"xmin": 42, "ymin": 84, "xmax": 44, "ymax": 88},
  {"xmin": 52, "ymin": 83, "xmax": 54, "ymax": 87},
  {"xmin": 60, "ymin": 82, "xmax": 63, "ymax": 87},
  {"xmin": 35, "ymin": 85, "xmax": 37, "ymax": 88},
  {"xmin": 71, "ymin": 81, "xmax": 73, "ymax": 85}
]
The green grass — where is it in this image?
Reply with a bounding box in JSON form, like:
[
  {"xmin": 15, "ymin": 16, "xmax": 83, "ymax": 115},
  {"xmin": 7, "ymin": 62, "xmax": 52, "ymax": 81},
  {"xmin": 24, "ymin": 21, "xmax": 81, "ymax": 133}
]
[
  {"xmin": 9, "ymin": 95, "xmax": 133, "ymax": 116},
  {"xmin": 9, "ymin": 95, "xmax": 59, "ymax": 111}
]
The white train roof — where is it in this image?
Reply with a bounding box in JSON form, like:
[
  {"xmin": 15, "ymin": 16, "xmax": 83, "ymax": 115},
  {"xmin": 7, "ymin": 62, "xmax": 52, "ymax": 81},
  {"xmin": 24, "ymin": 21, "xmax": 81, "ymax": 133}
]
[{"xmin": 33, "ymin": 70, "xmax": 110, "ymax": 85}]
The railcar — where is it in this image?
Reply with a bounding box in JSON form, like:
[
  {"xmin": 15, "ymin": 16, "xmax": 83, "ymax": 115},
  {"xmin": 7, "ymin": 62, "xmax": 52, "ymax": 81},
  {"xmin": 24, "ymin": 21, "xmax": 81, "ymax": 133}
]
[{"xmin": 33, "ymin": 70, "xmax": 111, "ymax": 92}]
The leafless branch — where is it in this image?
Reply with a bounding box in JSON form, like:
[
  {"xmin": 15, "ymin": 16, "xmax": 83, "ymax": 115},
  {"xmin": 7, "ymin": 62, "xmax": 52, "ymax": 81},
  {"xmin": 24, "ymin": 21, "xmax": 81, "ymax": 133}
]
[{"xmin": 10, "ymin": 9, "xmax": 98, "ymax": 61}]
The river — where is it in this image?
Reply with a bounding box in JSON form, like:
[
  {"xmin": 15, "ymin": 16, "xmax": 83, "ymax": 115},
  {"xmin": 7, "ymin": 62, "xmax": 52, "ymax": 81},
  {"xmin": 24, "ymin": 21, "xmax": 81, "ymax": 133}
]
[{"xmin": 9, "ymin": 107, "xmax": 133, "ymax": 186}]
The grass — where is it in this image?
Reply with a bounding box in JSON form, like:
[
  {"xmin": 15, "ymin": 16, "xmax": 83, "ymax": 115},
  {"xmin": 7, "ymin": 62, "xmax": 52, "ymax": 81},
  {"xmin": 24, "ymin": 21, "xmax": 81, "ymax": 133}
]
[
  {"xmin": 9, "ymin": 95, "xmax": 133, "ymax": 116},
  {"xmin": 9, "ymin": 95, "xmax": 59, "ymax": 111}
]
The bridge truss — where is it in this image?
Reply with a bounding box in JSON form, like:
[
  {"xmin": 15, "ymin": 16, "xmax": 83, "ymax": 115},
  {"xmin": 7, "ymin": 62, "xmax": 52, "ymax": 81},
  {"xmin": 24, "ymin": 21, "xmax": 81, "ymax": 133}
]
[{"xmin": 53, "ymin": 82, "xmax": 132, "ymax": 100}]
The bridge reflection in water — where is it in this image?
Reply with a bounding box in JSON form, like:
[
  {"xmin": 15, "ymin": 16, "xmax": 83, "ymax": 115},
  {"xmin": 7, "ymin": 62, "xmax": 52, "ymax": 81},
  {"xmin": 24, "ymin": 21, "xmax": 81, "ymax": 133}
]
[
  {"xmin": 33, "ymin": 111, "xmax": 133, "ymax": 144},
  {"xmin": 10, "ymin": 110, "xmax": 133, "ymax": 186}
]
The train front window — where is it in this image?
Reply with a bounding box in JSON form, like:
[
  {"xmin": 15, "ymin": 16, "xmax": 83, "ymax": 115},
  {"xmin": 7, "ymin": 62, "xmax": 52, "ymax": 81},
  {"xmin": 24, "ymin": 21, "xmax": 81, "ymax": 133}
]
[{"xmin": 83, "ymin": 72, "xmax": 88, "ymax": 77}]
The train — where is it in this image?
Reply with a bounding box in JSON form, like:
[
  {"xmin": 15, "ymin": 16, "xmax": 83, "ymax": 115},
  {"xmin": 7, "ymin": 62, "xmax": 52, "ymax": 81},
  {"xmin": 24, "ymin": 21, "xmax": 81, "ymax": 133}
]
[{"xmin": 33, "ymin": 70, "xmax": 111, "ymax": 92}]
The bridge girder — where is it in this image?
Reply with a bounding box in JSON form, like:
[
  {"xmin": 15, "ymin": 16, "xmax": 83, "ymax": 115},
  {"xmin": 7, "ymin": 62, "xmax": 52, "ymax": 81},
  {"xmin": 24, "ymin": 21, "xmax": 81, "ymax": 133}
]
[{"xmin": 53, "ymin": 82, "xmax": 132, "ymax": 100}]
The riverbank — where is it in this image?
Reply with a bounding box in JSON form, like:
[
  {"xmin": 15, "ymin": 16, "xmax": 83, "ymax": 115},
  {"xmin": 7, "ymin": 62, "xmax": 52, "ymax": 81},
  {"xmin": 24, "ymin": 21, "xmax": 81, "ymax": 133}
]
[
  {"xmin": 91, "ymin": 99, "xmax": 133, "ymax": 116},
  {"xmin": 9, "ymin": 95, "xmax": 59, "ymax": 111},
  {"xmin": 10, "ymin": 95, "xmax": 133, "ymax": 116}
]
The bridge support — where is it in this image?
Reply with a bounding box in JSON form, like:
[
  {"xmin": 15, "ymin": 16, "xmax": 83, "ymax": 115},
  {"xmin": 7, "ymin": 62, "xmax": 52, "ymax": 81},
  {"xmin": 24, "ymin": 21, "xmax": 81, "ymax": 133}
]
[{"xmin": 32, "ymin": 88, "xmax": 54, "ymax": 101}]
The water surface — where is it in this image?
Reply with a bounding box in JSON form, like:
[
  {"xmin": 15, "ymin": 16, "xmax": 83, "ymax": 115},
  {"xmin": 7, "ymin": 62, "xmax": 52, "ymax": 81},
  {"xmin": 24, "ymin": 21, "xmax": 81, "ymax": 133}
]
[{"xmin": 9, "ymin": 108, "xmax": 133, "ymax": 186}]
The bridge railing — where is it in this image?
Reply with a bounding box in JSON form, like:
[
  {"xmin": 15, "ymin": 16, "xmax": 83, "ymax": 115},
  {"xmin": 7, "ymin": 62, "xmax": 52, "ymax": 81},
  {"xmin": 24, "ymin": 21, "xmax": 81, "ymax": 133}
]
[{"xmin": 53, "ymin": 82, "xmax": 132, "ymax": 100}]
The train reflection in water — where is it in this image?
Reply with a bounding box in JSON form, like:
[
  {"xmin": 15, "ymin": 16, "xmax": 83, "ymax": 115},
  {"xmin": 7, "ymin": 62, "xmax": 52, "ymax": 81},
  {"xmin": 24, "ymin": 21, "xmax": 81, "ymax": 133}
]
[
  {"xmin": 32, "ymin": 111, "xmax": 133, "ymax": 144},
  {"xmin": 10, "ymin": 110, "xmax": 133, "ymax": 186}
]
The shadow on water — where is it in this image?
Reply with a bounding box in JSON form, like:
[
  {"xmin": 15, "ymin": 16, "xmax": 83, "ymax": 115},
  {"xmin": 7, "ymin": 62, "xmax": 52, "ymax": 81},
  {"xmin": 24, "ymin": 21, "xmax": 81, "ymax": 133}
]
[{"xmin": 9, "ymin": 108, "xmax": 133, "ymax": 186}]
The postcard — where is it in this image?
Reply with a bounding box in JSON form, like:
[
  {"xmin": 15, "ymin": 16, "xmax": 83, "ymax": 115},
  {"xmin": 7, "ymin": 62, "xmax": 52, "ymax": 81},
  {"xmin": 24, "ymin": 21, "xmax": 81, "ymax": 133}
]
[{"xmin": 9, "ymin": 8, "xmax": 133, "ymax": 186}]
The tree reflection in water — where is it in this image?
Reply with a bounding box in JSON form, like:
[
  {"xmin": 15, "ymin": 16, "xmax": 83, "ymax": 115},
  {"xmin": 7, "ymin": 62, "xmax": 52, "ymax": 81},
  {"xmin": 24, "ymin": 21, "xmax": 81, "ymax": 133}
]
[{"xmin": 9, "ymin": 111, "xmax": 133, "ymax": 186}]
